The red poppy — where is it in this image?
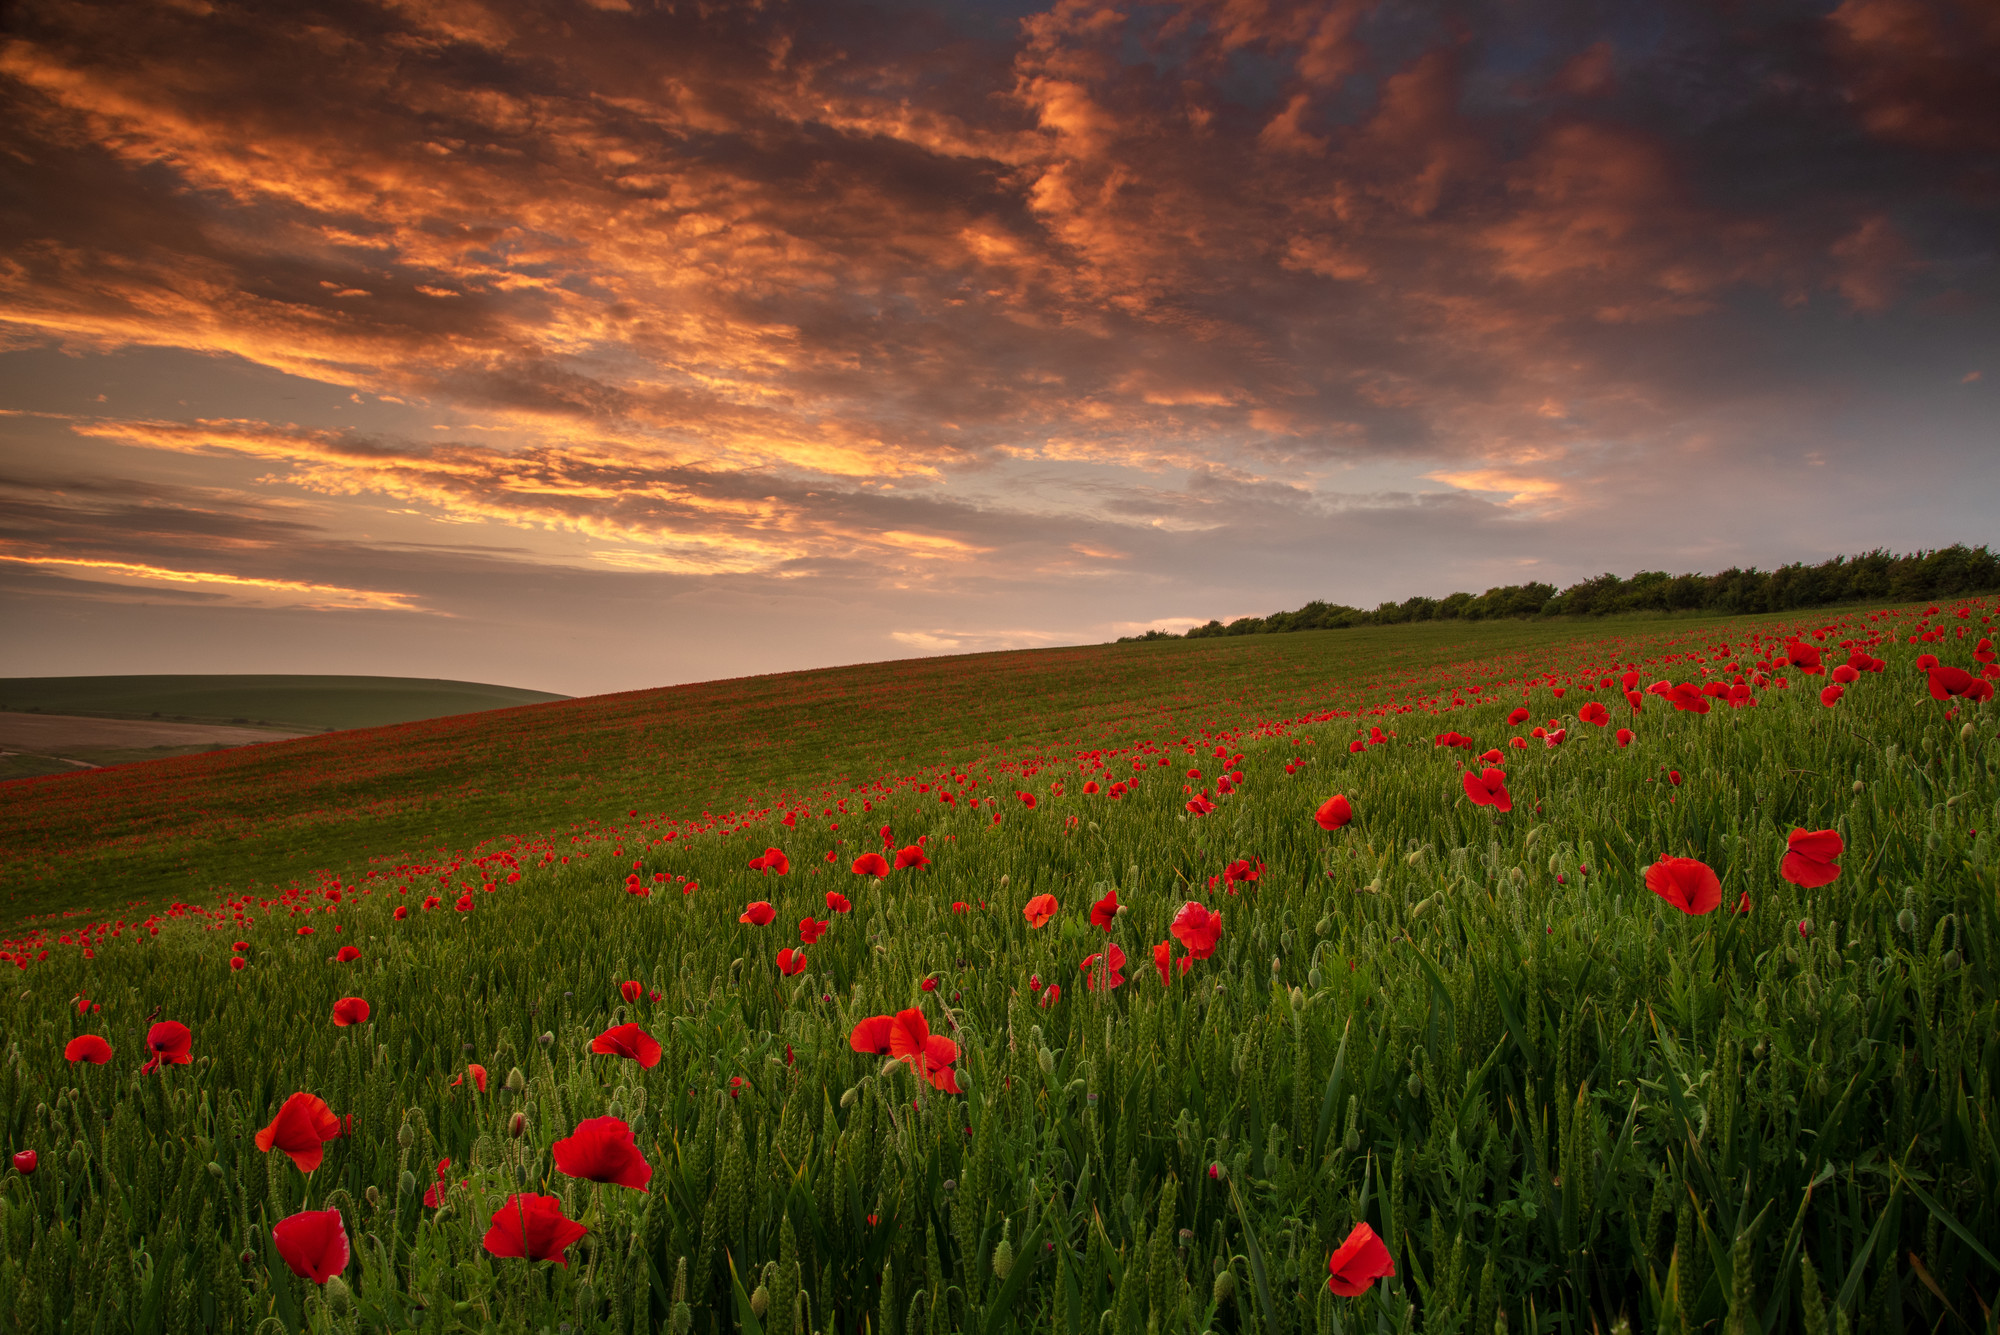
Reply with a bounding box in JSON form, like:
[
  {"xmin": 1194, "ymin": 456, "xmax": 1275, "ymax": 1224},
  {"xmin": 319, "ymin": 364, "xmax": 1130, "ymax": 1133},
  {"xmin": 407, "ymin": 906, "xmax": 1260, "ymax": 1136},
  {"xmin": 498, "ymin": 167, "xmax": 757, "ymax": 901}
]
[
  {"xmin": 1326, "ymin": 1222, "xmax": 1395, "ymax": 1296},
  {"xmin": 1785, "ymin": 641, "xmax": 1823, "ymax": 672},
  {"xmin": 776, "ymin": 947, "xmax": 808, "ymax": 976},
  {"xmin": 334, "ymin": 946, "xmax": 361, "ymax": 963},
  {"xmin": 589, "ymin": 1023, "xmax": 662, "ymax": 1067},
  {"xmin": 1153, "ymin": 939, "xmax": 1174, "ymax": 986},
  {"xmin": 482, "ymin": 1193, "xmax": 588, "ymax": 1266},
  {"xmin": 552, "ymin": 1115, "xmax": 652, "ymax": 1191},
  {"xmin": 1433, "ymin": 731, "xmax": 1473, "ymax": 750},
  {"xmin": 1089, "ymin": 888, "xmax": 1119, "ymax": 931},
  {"xmin": 1023, "ymin": 894, "xmax": 1059, "ymax": 928},
  {"xmin": 1831, "ymin": 664, "xmax": 1859, "ymax": 684},
  {"xmin": 452, "ymin": 1063, "xmax": 489, "ymax": 1092},
  {"xmin": 423, "ymin": 896, "xmax": 441, "ymax": 910},
  {"xmin": 739, "ymin": 901, "xmax": 776, "ymax": 926},
  {"xmin": 1975, "ymin": 637, "xmax": 1994, "ymax": 664},
  {"xmin": 256, "ymin": 1092, "xmax": 344, "ymax": 1173},
  {"xmin": 1780, "ymin": 829, "xmax": 1843, "ymax": 888},
  {"xmin": 231, "ymin": 941, "xmax": 248, "ymax": 953},
  {"xmin": 1185, "ymin": 794, "xmax": 1215, "ymax": 815},
  {"xmin": 615, "ymin": 980, "xmax": 640, "ymax": 1003},
  {"xmin": 393, "ymin": 905, "xmax": 409, "ymax": 920},
  {"xmin": 1461, "ymin": 767, "xmax": 1511, "ymax": 813},
  {"xmin": 1018, "ymin": 791, "xmax": 1037, "ymax": 808},
  {"xmin": 894, "ymin": 845, "xmax": 930, "ymax": 870},
  {"xmin": 1645, "ymin": 857, "xmax": 1722, "ymax": 916},
  {"xmin": 798, "ymin": 917, "xmax": 828, "ymax": 943},
  {"xmin": 1314, "ymin": 795, "xmax": 1353, "ymax": 831},
  {"xmin": 331, "ymin": 997, "xmax": 370, "ymax": 1027},
  {"xmin": 1222, "ymin": 858, "xmax": 1264, "ymax": 889},
  {"xmin": 826, "ymin": 891, "xmax": 852, "ymax": 913},
  {"xmin": 65, "ymin": 1035, "xmax": 112, "ymax": 1064},
  {"xmin": 1819, "ymin": 684, "xmax": 1843, "ymax": 707},
  {"xmin": 1927, "ymin": 664, "xmax": 1994, "ymax": 703},
  {"xmin": 850, "ymin": 1015, "xmax": 895, "ymax": 1054},
  {"xmin": 230, "ymin": 957, "xmax": 247, "ymax": 971},
  {"xmin": 1542, "ymin": 728, "xmax": 1567, "ymax": 748},
  {"xmin": 455, "ymin": 894, "xmax": 473, "ymax": 912},
  {"xmin": 422, "ymin": 1157, "xmax": 461, "ymax": 1208},
  {"xmin": 853, "ymin": 1008, "xmax": 961, "ymax": 1092},
  {"xmin": 1080, "ymin": 943, "xmax": 1126, "ymax": 991},
  {"xmin": 1084, "ymin": 781, "xmax": 1101, "ymax": 795},
  {"xmin": 952, "ymin": 901, "xmax": 970, "ymax": 913},
  {"xmin": 748, "ymin": 848, "xmax": 790, "ymax": 875},
  {"xmin": 1615, "ymin": 728, "xmax": 1634, "ymax": 747},
  {"xmin": 141, "ymin": 1021, "xmax": 191, "ymax": 1075},
  {"xmin": 851, "ymin": 853, "xmax": 890, "ymax": 877},
  {"xmin": 1667, "ymin": 770, "xmax": 1682, "ymax": 786},
  {"xmin": 1577, "ymin": 702, "xmax": 1609, "ymax": 726},
  {"xmin": 1507, "ymin": 707, "xmax": 1530, "ymax": 725},
  {"xmin": 1667, "ymin": 683, "xmax": 1711, "ymax": 714},
  {"xmin": 919, "ymin": 976, "xmax": 938, "ymax": 992},
  {"xmin": 1041, "ymin": 984, "xmax": 1062, "ymax": 1006},
  {"xmin": 11, "ymin": 1150, "xmax": 34, "ymax": 1175},
  {"xmin": 1171, "ymin": 902, "xmax": 1224, "ymax": 959},
  {"xmin": 272, "ymin": 1208, "xmax": 349, "ymax": 1284}
]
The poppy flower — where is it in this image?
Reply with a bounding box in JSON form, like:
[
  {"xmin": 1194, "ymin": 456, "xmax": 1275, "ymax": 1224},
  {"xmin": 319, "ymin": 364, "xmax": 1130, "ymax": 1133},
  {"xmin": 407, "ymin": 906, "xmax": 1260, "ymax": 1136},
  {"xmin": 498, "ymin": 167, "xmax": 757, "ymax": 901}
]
[
  {"xmin": 620, "ymin": 981, "xmax": 643, "ymax": 1003},
  {"xmin": 272, "ymin": 1208, "xmax": 349, "ymax": 1284},
  {"xmin": 334, "ymin": 946, "xmax": 361, "ymax": 963},
  {"xmin": 1667, "ymin": 770, "xmax": 1682, "ymax": 786},
  {"xmin": 1153, "ymin": 939, "xmax": 1174, "ymax": 987},
  {"xmin": 1780, "ymin": 829, "xmax": 1843, "ymax": 888},
  {"xmin": 1347, "ymin": 741, "xmax": 1365, "ymax": 754},
  {"xmin": 1040, "ymin": 984, "xmax": 1062, "ymax": 1006},
  {"xmin": 1820, "ymin": 684, "xmax": 1844, "ymax": 707},
  {"xmin": 422, "ymin": 1158, "xmax": 461, "ymax": 1208},
  {"xmin": 776, "ymin": 947, "xmax": 808, "ymax": 976},
  {"xmin": 1326, "ymin": 1222, "xmax": 1395, "ymax": 1296},
  {"xmin": 798, "ymin": 917, "xmax": 827, "ymax": 943},
  {"xmin": 1223, "ymin": 858, "xmax": 1264, "ymax": 888},
  {"xmin": 1785, "ymin": 642, "xmax": 1823, "ymax": 672},
  {"xmin": 852, "ymin": 1008, "xmax": 961, "ymax": 1092},
  {"xmin": 256, "ymin": 1092, "xmax": 345, "ymax": 1172},
  {"xmin": 1577, "ymin": 702, "xmax": 1609, "ymax": 726},
  {"xmin": 11, "ymin": 1150, "xmax": 34, "ymax": 1175},
  {"xmin": 65, "ymin": 1035, "xmax": 113, "ymax": 1064},
  {"xmin": 1543, "ymin": 728, "xmax": 1567, "ymax": 748},
  {"xmin": 1461, "ymin": 767, "xmax": 1511, "ymax": 813},
  {"xmin": 482, "ymin": 1193, "xmax": 588, "ymax": 1266},
  {"xmin": 1084, "ymin": 781, "xmax": 1101, "ymax": 795},
  {"xmin": 739, "ymin": 902, "xmax": 776, "ymax": 926},
  {"xmin": 331, "ymin": 997, "xmax": 370, "ymax": 1027},
  {"xmin": 1507, "ymin": 707, "xmax": 1530, "ymax": 725},
  {"xmin": 919, "ymin": 976, "xmax": 938, "ymax": 992},
  {"xmin": 551, "ymin": 1115, "xmax": 652, "ymax": 1191},
  {"xmin": 590, "ymin": 1023, "xmax": 662, "ymax": 1068},
  {"xmin": 1735, "ymin": 891, "xmax": 1752, "ymax": 914},
  {"xmin": 141, "ymin": 1022, "xmax": 192, "ymax": 1075},
  {"xmin": 1080, "ymin": 943, "xmax": 1126, "ymax": 991},
  {"xmin": 1927, "ymin": 664, "xmax": 1994, "ymax": 703},
  {"xmin": 230, "ymin": 957, "xmax": 247, "ymax": 971},
  {"xmin": 1314, "ymin": 795, "xmax": 1353, "ymax": 831},
  {"xmin": 1018, "ymin": 791, "xmax": 1037, "ymax": 808},
  {"xmin": 850, "ymin": 1015, "xmax": 896, "ymax": 1054},
  {"xmin": 951, "ymin": 901, "xmax": 970, "ymax": 913},
  {"xmin": 1089, "ymin": 888, "xmax": 1119, "ymax": 931},
  {"xmin": 894, "ymin": 845, "xmax": 930, "ymax": 871},
  {"xmin": 422, "ymin": 896, "xmax": 441, "ymax": 911},
  {"xmin": 452, "ymin": 1063, "xmax": 489, "ymax": 1092},
  {"xmin": 1614, "ymin": 728, "xmax": 1634, "ymax": 748},
  {"xmin": 454, "ymin": 894, "xmax": 473, "ymax": 912},
  {"xmin": 1478, "ymin": 748, "xmax": 1503, "ymax": 764},
  {"xmin": 1831, "ymin": 664, "xmax": 1859, "ymax": 684},
  {"xmin": 1185, "ymin": 794, "xmax": 1215, "ymax": 815},
  {"xmin": 393, "ymin": 905, "xmax": 408, "ymax": 920},
  {"xmin": 1171, "ymin": 902, "xmax": 1224, "ymax": 959},
  {"xmin": 1432, "ymin": 732, "xmax": 1473, "ymax": 750},
  {"xmin": 826, "ymin": 891, "xmax": 852, "ymax": 913},
  {"xmin": 1023, "ymin": 894, "xmax": 1059, "ymax": 928},
  {"xmin": 1644, "ymin": 857, "xmax": 1722, "ymax": 916},
  {"xmin": 748, "ymin": 848, "xmax": 790, "ymax": 875},
  {"xmin": 851, "ymin": 853, "xmax": 890, "ymax": 877}
]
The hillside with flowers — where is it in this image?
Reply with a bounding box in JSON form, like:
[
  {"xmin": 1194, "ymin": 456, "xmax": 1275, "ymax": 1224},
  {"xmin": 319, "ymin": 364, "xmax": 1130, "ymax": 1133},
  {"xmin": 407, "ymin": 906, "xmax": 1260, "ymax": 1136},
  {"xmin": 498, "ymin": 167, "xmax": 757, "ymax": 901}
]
[{"xmin": 0, "ymin": 599, "xmax": 1996, "ymax": 1333}]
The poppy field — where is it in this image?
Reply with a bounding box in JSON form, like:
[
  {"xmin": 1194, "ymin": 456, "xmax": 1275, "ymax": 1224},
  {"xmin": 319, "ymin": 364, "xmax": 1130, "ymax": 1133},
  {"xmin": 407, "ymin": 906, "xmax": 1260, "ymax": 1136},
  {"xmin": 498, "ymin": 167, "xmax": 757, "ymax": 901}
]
[{"xmin": 1, "ymin": 601, "xmax": 1998, "ymax": 1334}]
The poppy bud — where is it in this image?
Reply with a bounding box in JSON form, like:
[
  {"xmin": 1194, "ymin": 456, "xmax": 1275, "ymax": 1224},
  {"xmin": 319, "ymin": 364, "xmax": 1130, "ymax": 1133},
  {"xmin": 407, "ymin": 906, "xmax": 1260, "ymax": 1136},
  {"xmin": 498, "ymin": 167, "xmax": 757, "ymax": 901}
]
[
  {"xmin": 1798, "ymin": 918, "xmax": 1812, "ymax": 938},
  {"xmin": 505, "ymin": 1067, "xmax": 525, "ymax": 1093},
  {"xmin": 324, "ymin": 1275, "xmax": 353, "ymax": 1311},
  {"xmin": 999, "ymin": 874, "xmax": 1009, "ymax": 887},
  {"xmin": 398, "ymin": 1122, "xmax": 414, "ymax": 1147},
  {"xmin": 1115, "ymin": 904, "xmax": 1129, "ymax": 917},
  {"xmin": 992, "ymin": 1239, "xmax": 1015, "ymax": 1279},
  {"xmin": 1213, "ymin": 1269, "xmax": 1236, "ymax": 1304},
  {"xmin": 749, "ymin": 1285, "xmax": 769, "ymax": 1318},
  {"xmin": 840, "ymin": 1086, "xmax": 859, "ymax": 1109},
  {"xmin": 1270, "ymin": 956, "xmax": 1282, "ymax": 977},
  {"xmin": 68, "ymin": 1143, "xmax": 85, "ymax": 1173},
  {"xmin": 1407, "ymin": 1069, "xmax": 1422, "ymax": 1098},
  {"xmin": 206, "ymin": 1160, "xmax": 224, "ymax": 1179},
  {"xmin": 1897, "ymin": 907, "xmax": 1917, "ymax": 936},
  {"xmin": 1208, "ymin": 1162, "xmax": 1224, "ymax": 1181},
  {"xmin": 399, "ymin": 1169, "xmax": 417, "ymax": 1196},
  {"xmin": 942, "ymin": 1178, "xmax": 957, "ymax": 1194},
  {"xmin": 538, "ymin": 1032, "xmax": 554, "ymax": 1048},
  {"xmin": 365, "ymin": 1185, "xmax": 380, "ymax": 1209},
  {"xmin": 240, "ymin": 1251, "xmax": 255, "ymax": 1267},
  {"xmin": 508, "ymin": 1111, "xmax": 526, "ymax": 1139}
]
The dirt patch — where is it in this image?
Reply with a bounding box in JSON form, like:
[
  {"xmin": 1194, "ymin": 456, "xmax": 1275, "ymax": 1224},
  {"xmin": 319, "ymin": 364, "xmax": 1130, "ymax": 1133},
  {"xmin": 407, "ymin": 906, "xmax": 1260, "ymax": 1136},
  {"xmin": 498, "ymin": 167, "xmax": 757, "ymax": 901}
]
[{"xmin": 0, "ymin": 711, "xmax": 310, "ymax": 751}]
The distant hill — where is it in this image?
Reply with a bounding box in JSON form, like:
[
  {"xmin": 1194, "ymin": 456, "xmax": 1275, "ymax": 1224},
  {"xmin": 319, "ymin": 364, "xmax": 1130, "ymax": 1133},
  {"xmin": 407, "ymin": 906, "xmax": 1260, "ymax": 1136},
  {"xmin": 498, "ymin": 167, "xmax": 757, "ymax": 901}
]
[{"xmin": 0, "ymin": 674, "xmax": 569, "ymax": 733}]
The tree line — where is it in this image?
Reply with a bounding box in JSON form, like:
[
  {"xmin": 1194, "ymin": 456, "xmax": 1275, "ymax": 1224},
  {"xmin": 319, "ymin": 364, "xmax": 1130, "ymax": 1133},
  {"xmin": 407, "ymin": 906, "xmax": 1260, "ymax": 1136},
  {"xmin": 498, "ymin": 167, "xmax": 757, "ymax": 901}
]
[{"xmin": 1122, "ymin": 544, "xmax": 1998, "ymax": 642}]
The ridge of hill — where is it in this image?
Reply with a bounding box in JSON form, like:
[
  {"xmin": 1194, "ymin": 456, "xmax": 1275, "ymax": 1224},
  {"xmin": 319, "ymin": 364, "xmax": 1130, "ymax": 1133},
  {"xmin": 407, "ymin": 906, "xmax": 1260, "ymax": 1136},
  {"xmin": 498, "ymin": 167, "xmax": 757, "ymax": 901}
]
[{"xmin": 0, "ymin": 673, "xmax": 568, "ymax": 733}]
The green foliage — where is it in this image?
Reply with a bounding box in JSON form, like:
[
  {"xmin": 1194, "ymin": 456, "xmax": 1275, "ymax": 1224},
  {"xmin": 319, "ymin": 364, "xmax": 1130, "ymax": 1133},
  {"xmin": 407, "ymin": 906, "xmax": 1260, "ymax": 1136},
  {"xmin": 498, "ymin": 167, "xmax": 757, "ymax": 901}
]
[{"xmin": 0, "ymin": 602, "xmax": 1996, "ymax": 1332}]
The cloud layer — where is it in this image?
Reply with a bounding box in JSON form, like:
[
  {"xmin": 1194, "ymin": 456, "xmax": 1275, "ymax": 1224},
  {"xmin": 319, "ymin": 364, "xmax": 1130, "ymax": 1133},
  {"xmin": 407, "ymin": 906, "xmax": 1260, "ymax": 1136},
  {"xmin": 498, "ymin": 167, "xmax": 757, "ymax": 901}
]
[{"xmin": 1, "ymin": 0, "xmax": 1994, "ymax": 691}]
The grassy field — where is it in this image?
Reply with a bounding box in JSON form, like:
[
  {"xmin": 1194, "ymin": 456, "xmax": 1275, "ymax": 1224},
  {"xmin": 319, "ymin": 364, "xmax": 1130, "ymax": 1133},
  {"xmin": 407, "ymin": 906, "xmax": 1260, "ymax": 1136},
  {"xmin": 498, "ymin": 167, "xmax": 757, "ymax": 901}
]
[
  {"xmin": 0, "ymin": 613, "xmax": 1886, "ymax": 921},
  {"xmin": 0, "ymin": 598, "xmax": 1994, "ymax": 1334},
  {"xmin": 0, "ymin": 675, "xmax": 568, "ymax": 734}
]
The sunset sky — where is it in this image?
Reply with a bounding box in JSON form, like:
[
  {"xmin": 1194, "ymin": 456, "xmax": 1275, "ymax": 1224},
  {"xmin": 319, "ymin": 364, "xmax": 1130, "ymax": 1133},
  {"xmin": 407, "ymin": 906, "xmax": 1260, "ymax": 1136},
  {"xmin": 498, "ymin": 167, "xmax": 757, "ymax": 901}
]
[{"xmin": 2, "ymin": 0, "xmax": 1994, "ymax": 697}]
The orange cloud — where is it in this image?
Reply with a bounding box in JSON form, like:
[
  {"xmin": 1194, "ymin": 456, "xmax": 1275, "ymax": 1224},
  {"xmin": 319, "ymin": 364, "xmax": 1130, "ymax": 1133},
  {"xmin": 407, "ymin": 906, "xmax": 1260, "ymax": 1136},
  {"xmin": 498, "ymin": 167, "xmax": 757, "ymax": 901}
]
[{"xmin": 0, "ymin": 550, "xmax": 428, "ymax": 612}]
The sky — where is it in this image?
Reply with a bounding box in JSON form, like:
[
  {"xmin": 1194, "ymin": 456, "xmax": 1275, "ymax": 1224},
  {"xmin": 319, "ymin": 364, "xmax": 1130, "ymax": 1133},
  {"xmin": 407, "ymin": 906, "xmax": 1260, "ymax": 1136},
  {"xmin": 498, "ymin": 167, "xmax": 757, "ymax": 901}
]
[{"xmin": 1, "ymin": 0, "xmax": 1995, "ymax": 698}]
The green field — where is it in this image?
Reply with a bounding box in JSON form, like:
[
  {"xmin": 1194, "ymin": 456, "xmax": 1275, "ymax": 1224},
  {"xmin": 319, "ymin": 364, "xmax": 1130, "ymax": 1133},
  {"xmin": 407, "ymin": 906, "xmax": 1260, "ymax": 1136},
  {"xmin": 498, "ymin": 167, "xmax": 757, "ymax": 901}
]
[
  {"xmin": 0, "ymin": 675, "xmax": 568, "ymax": 733},
  {"xmin": 0, "ymin": 597, "xmax": 1993, "ymax": 1334},
  {"xmin": 3, "ymin": 614, "xmax": 1840, "ymax": 921}
]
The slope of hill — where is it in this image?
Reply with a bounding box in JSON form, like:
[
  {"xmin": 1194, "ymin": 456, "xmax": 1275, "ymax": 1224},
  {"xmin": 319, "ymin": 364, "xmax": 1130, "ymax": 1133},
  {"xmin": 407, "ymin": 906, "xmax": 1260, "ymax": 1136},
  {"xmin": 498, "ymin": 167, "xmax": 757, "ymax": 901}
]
[{"xmin": 0, "ymin": 674, "xmax": 568, "ymax": 732}]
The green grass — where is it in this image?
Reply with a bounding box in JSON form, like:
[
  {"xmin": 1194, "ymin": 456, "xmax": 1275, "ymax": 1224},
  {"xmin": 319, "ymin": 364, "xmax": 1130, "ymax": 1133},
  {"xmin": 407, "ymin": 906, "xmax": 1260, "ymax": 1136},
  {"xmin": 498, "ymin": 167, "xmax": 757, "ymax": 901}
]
[
  {"xmin": 2, "ymin": 612, "xmax": 1852, "ymax": 921},
  {"xmin": 0, "ymin": 598, "xmax": 1993, "ymax": 1334},
  {"xmin": 0, "ymin": 675, "xmax": 568, "ymax": 733}
]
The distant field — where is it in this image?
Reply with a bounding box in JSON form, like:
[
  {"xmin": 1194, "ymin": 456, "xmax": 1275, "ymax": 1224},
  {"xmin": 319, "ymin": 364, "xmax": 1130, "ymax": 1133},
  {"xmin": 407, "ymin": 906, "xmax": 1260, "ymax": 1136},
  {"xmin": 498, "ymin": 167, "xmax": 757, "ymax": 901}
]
[
  {"xmin": 0, "ymin": 673, "xmax": 568, "ymax": 732},
  {"xmin": 0, "ymin": 609, "xmax": 1923, "ymax": 920}
]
